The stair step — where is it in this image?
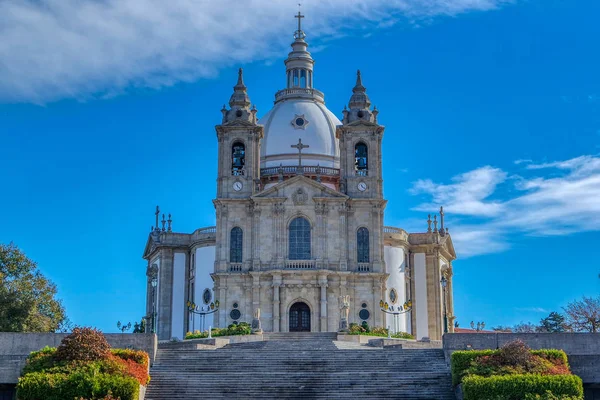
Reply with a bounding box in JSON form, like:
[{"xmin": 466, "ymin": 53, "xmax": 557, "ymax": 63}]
[{"xmin": 145, "ymin": 335, "xmax": 453, "ymax": 400}]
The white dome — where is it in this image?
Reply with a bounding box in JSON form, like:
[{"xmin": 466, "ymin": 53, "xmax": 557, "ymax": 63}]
[{"xmin": 259, "ymin": 99, "xmax": 341, "ymax": 168}]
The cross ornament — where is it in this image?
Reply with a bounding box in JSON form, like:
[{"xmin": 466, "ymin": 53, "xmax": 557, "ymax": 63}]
[
  {"xmin": 294, "ymin": 5, "xmax": 305, "ymax": 39},
  {"xmin": 291, "ymin": 138, "xmax": 309, "ymax": 170}
]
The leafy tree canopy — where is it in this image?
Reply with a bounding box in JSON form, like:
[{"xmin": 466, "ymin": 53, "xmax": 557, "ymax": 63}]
[
  {"xmin": 0, "ymin": 242, "xmax": 67, "ymax": 332},
  {"xmin": 539, "ymin": 312, "xmax": 569, "ymax": 333}
]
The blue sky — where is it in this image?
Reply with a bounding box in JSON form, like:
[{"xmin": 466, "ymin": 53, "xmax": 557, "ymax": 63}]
[{"xmin": 1, "ymin": 0, "xmax": 599, "ymax": 332}]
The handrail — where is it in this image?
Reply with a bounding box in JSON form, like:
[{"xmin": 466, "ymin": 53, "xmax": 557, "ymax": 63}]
[{"xmin": 261, "ymin": 166, "xmax": 340, "ymax": 177}]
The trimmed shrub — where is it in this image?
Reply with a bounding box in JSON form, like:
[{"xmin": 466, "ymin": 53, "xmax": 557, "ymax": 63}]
[
  {"xmin": 112, "ymin": 349, "xmax": 149, "ymax": 368},
  {"xmin": 55, "ymin": 327, "xmax": 111, "ymax": 362},
  {"xmin": 462, "ymin": 374, "xmax": 583, "ymax": 400},
  {"xmin": 185, "ymin": 322, "xmax": 252, "ymax": 339},
  {"xmin": 17, "ymin": 333, "xmax": 150, "ymax": 400},
  {"xmin": 451, "ymin": 348, "xmax": 570, "ymax": 386},
  {"xmin": 451, "ymin": 349, "xmax": 496, "ymax": 385},
  {"xmin": 17, "ymin": 367, "xmax": 140, "ymax": 400}
]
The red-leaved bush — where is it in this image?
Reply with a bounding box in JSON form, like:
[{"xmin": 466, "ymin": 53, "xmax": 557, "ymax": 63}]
[{"xmin": 55, "ymin": 327, "xmax": 111, "ymax": 362}]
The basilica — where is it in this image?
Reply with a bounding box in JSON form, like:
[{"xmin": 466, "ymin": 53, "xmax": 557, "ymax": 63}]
[{"xmin": 143, "ymin": 15, "xmax": 456, "ymax": 342}]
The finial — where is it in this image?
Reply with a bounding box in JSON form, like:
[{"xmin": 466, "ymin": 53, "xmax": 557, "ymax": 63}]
[
  {"xmin": 278, "ymin": 163, "xmax": 284, "ymax": 182},
  {"xmin": 316, "ymin": 164, "xmax": 322, "ymax": 183},
  {"xmin": 446, "ymin": 227, "xmax": 449, "ymax": 234},
  {"xmin": 161, "ymin": 214, "xmax": 166, "ymax": 232},
  {"xmin": 236, "ymin": 68, "xmax": 244, "ymax": 87},
  {"xmin": 167, "ymin": 214, "xmax": 172, "ymax": 232},
  {"xmin": 155, "ymin": 206, "xmax": 160, "ymax": 232},
  {"xmin": 427, "ymin": 214, "xmax": 432, "ymax": 233},
  {"xmin": 356, "ymin": 69, "xmax": 363, "ymax": 87},
  {"xmin": 440, "ymin": 206, "xmax": 445, "ymax": 232},
  {"xmin": 433, "ymin": 215, "xmax": 438, "ymax": 233}
]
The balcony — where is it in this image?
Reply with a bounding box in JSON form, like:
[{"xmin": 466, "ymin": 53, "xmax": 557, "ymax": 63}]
[
  {"xmin": 229, "ymin": 263, "xmax": 243, "ymax": 272},
  {"xmin": 285, "ymin": 260, "xmax": 316, "ymax": 270},
  {"xmin": 357, "ymin": 263, "xmax": 371, "ymax": 272}
]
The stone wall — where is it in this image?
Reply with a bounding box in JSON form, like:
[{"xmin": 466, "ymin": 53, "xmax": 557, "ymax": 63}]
[
  {"xmin": 0, "ymin": 333, "xmax": 157, "ymax": 385},
  {"xmin": 443, "ymin": 333, "xmax": 600, "ymax": 385}
]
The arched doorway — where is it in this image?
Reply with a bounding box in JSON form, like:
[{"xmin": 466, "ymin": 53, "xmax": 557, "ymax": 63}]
[{"xmin": 289, "ymin": 302, "xmax": 311, "ymax": 332}]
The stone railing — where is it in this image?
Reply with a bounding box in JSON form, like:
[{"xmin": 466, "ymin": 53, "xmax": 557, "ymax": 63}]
[
  {"xmin": 383, "ymin": 226, "xmax": 405, "ymax": 234},
  {"xmin": 261, "ymin": 165, "xmax": 340, "ymax": 177},
  {"xmin": 356, "ymin": 169, "xmax": 368, "ymax": 176},
  {"xmin": 357, "ymin": 263, "xmax": 371, "ymax": 272},
  {"xmin": 285, "ymin": 260, "xmax": 316, "ymax": 269},
  {"xmin": 197, "ymin": 226, "xmax": 216, "ymax": 234},
  {"xmin": 274, "ymin": 88, "xmax": 325, "ymax": 102},
  {"xmin": 229, "ymin": 263, "xmax": 243, "ymax": 272}
]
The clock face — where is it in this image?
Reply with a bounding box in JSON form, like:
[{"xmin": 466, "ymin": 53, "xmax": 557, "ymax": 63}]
[
  {"xmin": 233, "ymin": 181, "xmax": 243, "ymax": 191},
  {"xmin": 358, "ymin": 182, "xmax": 367, "ymax": 192}
]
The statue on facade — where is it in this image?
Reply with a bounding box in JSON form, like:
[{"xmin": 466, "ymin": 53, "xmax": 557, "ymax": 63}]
[
  {"xmin": 251, "ymin": 308, "xmax": 262, "ymax": 334},
  {"xmin": 339, "ymin": 295, "xmax": 350, "ymax": 332}
]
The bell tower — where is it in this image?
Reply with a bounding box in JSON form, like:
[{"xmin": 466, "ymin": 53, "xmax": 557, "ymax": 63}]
[
  {"xmin": 337, "ymin": 70, "xmax": 384, "ymax": 199},
  {"xmin": 215, "ymin": 68, "xmax": 263, "ymax": 198}
]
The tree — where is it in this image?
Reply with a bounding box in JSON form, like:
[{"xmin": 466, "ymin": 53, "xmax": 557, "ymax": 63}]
[
  {"xmin": 492, "ymin": 325, "xmax": 513, "ymax": 333},
  {"xmin": 0, "ymin": 243, "xmax": 66, "ymax": 332},
  {"xmin": 538, "ymin": 312, "xmax": 569, "ymax": 333},
  {"xmin": 512, "ymin": 322, "xmax": 537, "ymax": 333},
  {"xmin": 563, "ymin": 296, "xmax": 600, "ymax": 333},
  {"xmin": 133, "ymin": 318, "xmax": 146, "ymax": 333}
]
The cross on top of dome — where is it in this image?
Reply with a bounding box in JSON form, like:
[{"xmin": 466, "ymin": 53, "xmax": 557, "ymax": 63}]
[{"xmin": 294, "ymin": 6, "xmax": 305, "ymax": 40}]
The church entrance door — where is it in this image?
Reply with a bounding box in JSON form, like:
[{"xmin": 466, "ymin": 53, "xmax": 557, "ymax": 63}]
[{"xmin": 289, "ymin": 302, "xmax": 311, "ymax": 332}]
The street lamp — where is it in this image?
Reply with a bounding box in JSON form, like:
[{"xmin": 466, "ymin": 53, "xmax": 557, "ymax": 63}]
[
  {"xmin": 379, "ymin": 299, "xmax": 412, "ymax": 335},
  {"xmin": 470, "ymin": 321, "xmax": 486, "ymax": 332},
  {"xmin": 151, "ymin": 276, "xmax": 158, "ymax": 334},
  {"xmin": 441, "ymin": 276, "xmax": 448, "ymax": 334},
  {"xmin": 187, "ymin": 299, "xmax": 220, "ymax": 333}
]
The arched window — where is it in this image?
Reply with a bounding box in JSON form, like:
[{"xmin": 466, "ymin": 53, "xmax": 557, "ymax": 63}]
[
  {"xmin": 230, "ymin": 227, "xmax": 243, "ymax": 262},
  {"xmin": 232, "ymin": 142, "xmax": 245, "ymax": 176},
  {"xmin": 355, "ymin": 143, "xmax": 368, "ymax": 176},
  {"xmin": 357, "ymin": 227, "xmax": 369, "ymax": 263},
  {"xmin": 289, "ymin": 217, "xmax": 311, "ymax": 260}
]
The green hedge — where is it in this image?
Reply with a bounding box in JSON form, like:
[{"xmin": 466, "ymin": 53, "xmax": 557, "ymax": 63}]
[
  {"xmin": 462, "ymin": 374, "xmax": 583, "ymax": 400},
  {"xmin": 451, "ymin": 349, "xmax": 496, "ymax": 385},
  {"xmin": 451, "ymin": 349, "xmax": 570, "ymax": 386},
  {"xmin": 16, "ymin": 368, "xmax": 140, "ymax": 400}
]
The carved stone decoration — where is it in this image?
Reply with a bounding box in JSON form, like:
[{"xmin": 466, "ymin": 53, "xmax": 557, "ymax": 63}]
[
  {"xmin": 292, "ymin": 188, "xmax": 308, "ymax": 205},
  {"xmin": 339, "ymin": 295, "xmax": 351, "ymax": 332},
  {"xmin": 272, "ymin": 202, "xmax": 285, "ymax": 216},
  {"xmin": 251, "ymin": 308, "xmax": 262, "ymax": 333}
]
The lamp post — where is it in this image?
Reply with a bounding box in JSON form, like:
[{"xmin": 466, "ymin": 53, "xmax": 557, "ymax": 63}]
[
  {"xmin": 151, "ymin": 276, "xmax": 158, "ymax": 334},
  {"xmin": 379, "ymin": 299, "xmax": 413, "ymax": 335},
  {"xmin": 470, "ymin": 321, "xmax": 486, "ymax": 332},
  {"xmin": 187, "ymin": 300, "xmax": 220, "ymax": 333},
  {"xmin": 441, "ymin": 276, "xmax": 448, "ymax": 334}
]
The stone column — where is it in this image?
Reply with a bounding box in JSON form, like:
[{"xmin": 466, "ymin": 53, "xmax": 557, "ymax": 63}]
[
  {"xmin": 338, "ymin": 204, "xmax": 348, "ymax": 271},
  {"xmin": 252, "ymin": 274, "xmax": 260, "ymax": 315},
  {"xmin": 252, "ymin": 206, "xmax": 261, "ymax": 270},
  {"xmin": 318, "ymin": 274, "xmax": 328, "ymax": 332},
  {"xmin": 272, "ymin": 273, "xmax": 282, "ymax": 332},
  {"xmin": 157, "ymin": 249, "xmax": 173, "ymax": 341},
  {"xmin": 218, "ymin": 285, "xmax": 227, "ymax": 329}
]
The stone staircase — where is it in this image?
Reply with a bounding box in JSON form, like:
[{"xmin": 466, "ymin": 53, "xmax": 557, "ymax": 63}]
[{"xmin": 145, "ymin": 333, "xmax": 454, "ymax": 399}]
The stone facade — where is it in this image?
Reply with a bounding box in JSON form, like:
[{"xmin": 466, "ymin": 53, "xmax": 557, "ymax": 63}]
[{"xmin": 142, "ymin": 16, "xmax": 457, "ymax": 341}]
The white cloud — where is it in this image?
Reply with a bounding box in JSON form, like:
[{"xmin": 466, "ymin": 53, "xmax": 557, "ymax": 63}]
[
  {"xmin": 410, "ymin": 155, "xmax": 600, "ymax": 257},
  {"xmin": 410, "ymin": 166, "xmax": 507, "ymax": 217},
  {"xmin": 0, "ymin": 0, "xmax": 512, "ymax": 104}
]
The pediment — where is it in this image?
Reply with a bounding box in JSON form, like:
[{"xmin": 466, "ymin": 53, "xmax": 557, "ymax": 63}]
[
  {"xmin": 252, "ymin": 175, "xmax": 348, "ymax": 202},
  {"xmin": 142, "ymin": 233, "xmax": 158, "ymax": 259},
  {"xmin": 442, "ymin": 234, "xmax": 457, "ymax": 260}
]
